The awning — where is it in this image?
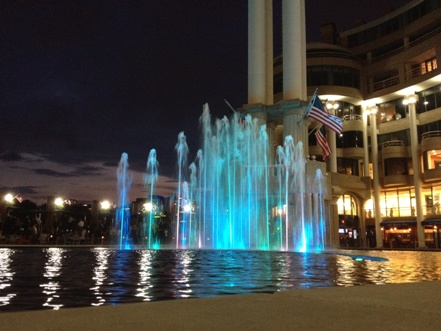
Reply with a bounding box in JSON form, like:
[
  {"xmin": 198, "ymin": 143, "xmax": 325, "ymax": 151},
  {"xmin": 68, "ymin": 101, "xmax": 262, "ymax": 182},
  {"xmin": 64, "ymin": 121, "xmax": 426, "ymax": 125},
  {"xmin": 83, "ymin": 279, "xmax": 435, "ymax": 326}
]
[
  {"xmin": 380, "ymin": 219, "xmax": 416, "ymax": 227},
  {"xmin": 422, "ymin": 218, "xmax": 441, "ymax": 225}
]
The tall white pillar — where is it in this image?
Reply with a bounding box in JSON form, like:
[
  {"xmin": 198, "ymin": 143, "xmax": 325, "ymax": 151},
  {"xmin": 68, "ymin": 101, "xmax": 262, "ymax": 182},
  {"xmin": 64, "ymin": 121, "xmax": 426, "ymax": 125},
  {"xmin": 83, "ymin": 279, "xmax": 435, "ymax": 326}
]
[
  {"xmin": 265, "ymin": 1, "xmax": 273, "ymax": 105},
  {"xmin": 282, "ymin": 0, "xmax": 306, "ymax": 101},
  {"xmin": 406, "ymin": 95, "xmax": 425, "ymax": 248},
  {"xmin": 370, "ymin": 108, "xmax": 383, "ymax": 248},
  {"xmin": 328, "ymin": 129, "xmax": 337, "ymax": 172},
  {"xmin": 300, "ymin": 0, "xmax": 306, "ymax": 101},
  {"xmin": 267, "ymin": 122, "xmax": 275, "ymax": 164},
  {"xmin": 248, "ymin": 0, "xmax": 266, "ymax": 104},
  {"xmin": 362, "ymin": 107, "xmax": 370, "ymax": 177}
]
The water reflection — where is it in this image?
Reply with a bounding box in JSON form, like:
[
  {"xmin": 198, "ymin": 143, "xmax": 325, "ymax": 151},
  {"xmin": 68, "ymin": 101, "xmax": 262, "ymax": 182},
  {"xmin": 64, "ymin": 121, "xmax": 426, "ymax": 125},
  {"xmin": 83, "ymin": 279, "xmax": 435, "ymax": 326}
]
[
  {"xmin": 0, "ymin": 248, "xmax": 440, "ymax": 312},
  {"xmin": 136, "ymin": 250, "xmax": 154, "ymax": 301},
  {"xmin": 174, "ymin": 250, "xmax": 193, "ymax": 298},
  {"xmin": 0, "ymin": 248, "xmax": 15, "ymax": 306},
  {"xmin": 40, "ymin": 248, "xmax": 64, "ymax": 310},
  {"xmin": 90, "ymin": 248, "xmax": 111, "ymax": 307}
]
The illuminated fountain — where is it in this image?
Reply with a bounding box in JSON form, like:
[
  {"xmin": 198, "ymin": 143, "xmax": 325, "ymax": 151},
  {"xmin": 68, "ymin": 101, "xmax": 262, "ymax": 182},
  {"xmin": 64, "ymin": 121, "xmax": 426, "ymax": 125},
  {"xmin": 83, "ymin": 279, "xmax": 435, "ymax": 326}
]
[
  {"xmin": 171, "ymin": 104, "xmax": 326, "ymax": 252},
  {"xmin": 116, "ymin": 152, "xmax": 132, "ymax": 249},
  {"xmin": 118, "ymin": 104, "xmax": 326, "ymax": 252},
  {"xmin": 144, "ymin": 149, "xmax": 159, "ymax": 248}
]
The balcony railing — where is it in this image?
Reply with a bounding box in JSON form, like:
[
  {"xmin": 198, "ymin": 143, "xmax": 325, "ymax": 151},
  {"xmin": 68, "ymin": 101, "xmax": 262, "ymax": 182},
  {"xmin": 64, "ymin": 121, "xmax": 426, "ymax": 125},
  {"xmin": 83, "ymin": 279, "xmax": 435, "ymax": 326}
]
[
  {"xmin": 380, "ymin": 140, "xmax": 405, "ymax": 150},
  {"xmin": 342, "ymin": 114, "xmax": 362, "ymax": 122},
  {"xmin": 422, "ymin": 130, "xmax": 441, "ymax": 140},
  {"xmin": 368, "ymin": 25, "xmax": 441, "ymax": 64},
  {"xmin": 371, "ymin": 75, "xmax": 399, "ymax": 92}
]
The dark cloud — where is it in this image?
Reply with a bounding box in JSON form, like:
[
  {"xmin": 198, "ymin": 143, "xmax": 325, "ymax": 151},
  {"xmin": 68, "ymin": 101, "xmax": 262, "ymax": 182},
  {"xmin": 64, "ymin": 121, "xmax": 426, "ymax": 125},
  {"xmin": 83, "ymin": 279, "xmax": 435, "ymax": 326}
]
[
  {"xmin": 0, "ymin": 185, "xmax": 40, "ymax": 196},
  {"xmin": 33, "ymin": 168, "xmax": 77, "ymax": 178},
  {"xmin": 0, "ymin": 152, "xmax": 23, "ymax": 162}
]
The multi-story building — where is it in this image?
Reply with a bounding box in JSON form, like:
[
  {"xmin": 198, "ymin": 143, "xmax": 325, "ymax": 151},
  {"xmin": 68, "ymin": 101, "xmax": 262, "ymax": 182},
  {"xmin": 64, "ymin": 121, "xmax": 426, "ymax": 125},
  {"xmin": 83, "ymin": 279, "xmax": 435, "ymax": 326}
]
[{"xmin": 283, "ymin": 0, "xmax": 441, "ymax": 249}]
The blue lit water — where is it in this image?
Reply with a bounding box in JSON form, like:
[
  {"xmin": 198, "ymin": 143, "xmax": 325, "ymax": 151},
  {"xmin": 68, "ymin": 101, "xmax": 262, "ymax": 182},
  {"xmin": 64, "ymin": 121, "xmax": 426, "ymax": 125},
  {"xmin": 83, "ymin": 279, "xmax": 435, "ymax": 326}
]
[{"xmin": 0, "ymin": 248, "xmax": 440, "ymax": 312}]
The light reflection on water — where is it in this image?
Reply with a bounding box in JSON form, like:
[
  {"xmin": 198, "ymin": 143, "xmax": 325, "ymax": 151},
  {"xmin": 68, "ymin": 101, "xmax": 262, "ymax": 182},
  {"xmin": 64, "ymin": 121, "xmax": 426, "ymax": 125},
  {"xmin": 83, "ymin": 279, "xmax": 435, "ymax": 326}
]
[
  {"xmin": 0, "ymin": 249, "xmax": 15, "ymax": 306},
  {"xmin": 0, "ymin": 248, "xmax": 440, "ymax": 312},
  {"xmin": 90, "ymin": 248, "xmax": 111, "ymax": 307},
  {"xmin": 40, "ymin": 248, "xmax": 63, "ymax": 310}
]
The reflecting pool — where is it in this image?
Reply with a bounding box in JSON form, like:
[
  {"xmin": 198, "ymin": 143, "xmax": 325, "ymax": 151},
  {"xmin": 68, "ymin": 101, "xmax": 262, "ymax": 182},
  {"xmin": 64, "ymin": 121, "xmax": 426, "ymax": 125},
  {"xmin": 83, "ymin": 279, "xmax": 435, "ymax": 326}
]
[{"xmin": 0, "ymin": 248, "xmax": 440, "ymax": 312}]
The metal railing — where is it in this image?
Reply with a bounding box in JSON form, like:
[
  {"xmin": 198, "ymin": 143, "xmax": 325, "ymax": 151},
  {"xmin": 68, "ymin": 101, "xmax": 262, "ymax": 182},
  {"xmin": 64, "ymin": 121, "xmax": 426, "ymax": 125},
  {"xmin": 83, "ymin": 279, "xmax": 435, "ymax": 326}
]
[
  {"xmin": 422, "ymin": 130, "xmax": 441, "ymax": 140},
  {"xmin": 342, "ymin": 114, "xmax": 362, "ymax": 122},
  {"xmin": 380, "ymin": 140, "xmax": 405, "ymax": 149}
]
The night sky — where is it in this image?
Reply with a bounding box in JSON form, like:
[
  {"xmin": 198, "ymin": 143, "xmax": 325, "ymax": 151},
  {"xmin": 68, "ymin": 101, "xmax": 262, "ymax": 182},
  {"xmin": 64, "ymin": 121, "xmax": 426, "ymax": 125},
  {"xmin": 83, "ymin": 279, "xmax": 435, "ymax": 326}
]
[{"xmin": 0, "ymin": 0, "xmax": 410, "ymax": 204}]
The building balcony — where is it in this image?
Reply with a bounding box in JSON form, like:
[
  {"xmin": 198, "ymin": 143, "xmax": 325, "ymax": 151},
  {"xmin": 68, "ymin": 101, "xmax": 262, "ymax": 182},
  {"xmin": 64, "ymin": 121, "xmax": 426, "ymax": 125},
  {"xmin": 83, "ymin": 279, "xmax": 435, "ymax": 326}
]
[
  {"xmin": 382, "ymin": 174, "xmax": 413, "ymax": 187},
  {"xmin": 341, "ymin": 147, "xmax": 364, "ymax": 160},
  {"xmin": 422, "ymin": 168, "xmax": 441, "ymax": 183},
  {"xmin": 342, "ymin": 114, "xmax": 362, "ymax": 122},
  {"xmin": 380, "ymin": 140, "xmax": 409, "ymax": 158},
  {"xmin": 421, "ymin": 131, "xmax": 441, "ymax": 152},
  {"xmin": 330, "ymin": 173, "xmax": 370, "ymax": 199}
]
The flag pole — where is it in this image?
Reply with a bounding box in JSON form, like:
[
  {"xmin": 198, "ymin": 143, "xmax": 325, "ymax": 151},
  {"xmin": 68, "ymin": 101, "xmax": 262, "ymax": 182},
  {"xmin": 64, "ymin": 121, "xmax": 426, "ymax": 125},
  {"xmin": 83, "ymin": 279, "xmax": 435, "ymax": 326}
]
[
  {"xmin": 298, "ymin": 88, "xmax": 318, "ymax": 125},
  {"xmin": 224, "ymin": 99, "xmax": 237, "ymax": 113},
  {"xmin": 308, "ymin": 123, "xmax": 322, "ymax": 136}
]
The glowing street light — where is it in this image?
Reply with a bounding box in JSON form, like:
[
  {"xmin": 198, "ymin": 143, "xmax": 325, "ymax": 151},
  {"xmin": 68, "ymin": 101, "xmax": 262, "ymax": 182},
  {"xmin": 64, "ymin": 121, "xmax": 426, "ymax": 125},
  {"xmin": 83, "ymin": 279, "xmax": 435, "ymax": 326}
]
[
  {"xmin": 100, "ymin": 200, "xmax": 112, "ymax": 210},
  {"xmin": 54, "ymin": 197, "xmax": 64, "ymax": 207},
  {"xmin": 143, "ymin": 202, "xmax": 153, "ymax": 212},
  {"xmin": 183, "ymin": 203, "xmax": 192, "ymax": 213},
  {"xmin": 4, "ymin": 193, "xmax": 14, "ymax": 203}
]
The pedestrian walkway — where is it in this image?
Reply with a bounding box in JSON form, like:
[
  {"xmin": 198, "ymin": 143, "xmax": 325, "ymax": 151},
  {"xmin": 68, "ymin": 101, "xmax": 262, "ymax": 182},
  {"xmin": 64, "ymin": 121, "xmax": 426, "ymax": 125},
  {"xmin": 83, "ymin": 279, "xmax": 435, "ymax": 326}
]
[{"xmin": 2, "ymin": 280, "xmax": 441, "ymax": 330}]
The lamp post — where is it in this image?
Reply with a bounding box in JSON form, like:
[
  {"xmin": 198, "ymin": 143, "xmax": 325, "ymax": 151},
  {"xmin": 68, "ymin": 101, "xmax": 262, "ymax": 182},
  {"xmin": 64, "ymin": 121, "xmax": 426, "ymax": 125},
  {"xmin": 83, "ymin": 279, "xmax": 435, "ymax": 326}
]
[
  {"xmin": 404, "ymin": 94, "xmax": 425, "ymax": 248},
  {"xmin": 4, "ymin": 193, "xmax": 14, "ymax": 203}
]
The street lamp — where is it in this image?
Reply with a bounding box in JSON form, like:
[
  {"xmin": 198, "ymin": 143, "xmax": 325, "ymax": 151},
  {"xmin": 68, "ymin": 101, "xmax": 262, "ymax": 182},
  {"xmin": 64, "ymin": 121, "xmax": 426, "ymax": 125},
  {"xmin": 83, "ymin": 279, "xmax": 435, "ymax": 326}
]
[
  {"xmin": 143, "ymin": 202, "xmax": 154, "ymax": 212},
  {"xmin": 54, "ymin": 197, "xmax": 64, "ymax": 207},
  {"xmin": 4, "ymin": 193, "xmax": 14, "ymax": 203},
  {"xmin": 100, "ymin": 200, "xmax": 112, "ymax": 210}
]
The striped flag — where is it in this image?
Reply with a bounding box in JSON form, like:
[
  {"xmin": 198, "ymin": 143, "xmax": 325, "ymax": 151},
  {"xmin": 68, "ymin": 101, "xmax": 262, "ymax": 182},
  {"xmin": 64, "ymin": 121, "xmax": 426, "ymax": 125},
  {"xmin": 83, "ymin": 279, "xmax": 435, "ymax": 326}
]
[
  {"xmin": 315, "ymin": 126, "xmax": 332, "ymax": 160},
  {"xmin": 307, "ymin": 94, "xmax": 343, "ymax": 134}
]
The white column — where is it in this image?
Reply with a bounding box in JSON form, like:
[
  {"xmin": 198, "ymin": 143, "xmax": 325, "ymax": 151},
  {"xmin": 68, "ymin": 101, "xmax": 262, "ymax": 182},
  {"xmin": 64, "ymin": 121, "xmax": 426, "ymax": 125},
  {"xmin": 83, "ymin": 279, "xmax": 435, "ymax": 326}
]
[
  {"xmin": 362, "ymin": 106, "xmax": 370, "ymax": 177},
  {"xmin": 282, "ymin": 0, "xmax": 306, "ymax": 101},
  {"xmin": 265, "ymin": 0, "xmax": 273, "ymax": 105},
  {"xmin": 267, "ymin": 122, "xmax": 275, "ymax": 164},
  {"xmin": 370, "ymin": 108, "xmax": 383, "ymax": 248},
  {"xmin": 248, "ymin": 0, "xmax": 266, "ymax": 104},
  {"xmin": 300, "ymin": 0, "xmax": 306, "ymax": 101},
  {"xmin": 328, "ymin": 129, "xmax": 337, "ymax": 172},
  {"xmin": 406, "ymin": 94, "xmax": 425, "ymax": 248}
]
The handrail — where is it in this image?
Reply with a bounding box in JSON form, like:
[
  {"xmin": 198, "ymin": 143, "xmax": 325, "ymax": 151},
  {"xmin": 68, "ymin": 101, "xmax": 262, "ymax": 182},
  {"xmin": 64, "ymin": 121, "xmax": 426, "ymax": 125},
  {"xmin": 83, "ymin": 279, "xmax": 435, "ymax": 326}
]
[
  {"xmin": 422, "ymin": 131, "xmax": 441, "ymax": 139},
  {"xmin": 342, "ymin": 114, "xmax": 362, "ymax": 122},
  {"xmin": 381, "ymin": 140, "xmax": 405, "ymax": 149},
  {"xmin": 367, "ymin": 25, "xmax": 441, "ymax": 64}
]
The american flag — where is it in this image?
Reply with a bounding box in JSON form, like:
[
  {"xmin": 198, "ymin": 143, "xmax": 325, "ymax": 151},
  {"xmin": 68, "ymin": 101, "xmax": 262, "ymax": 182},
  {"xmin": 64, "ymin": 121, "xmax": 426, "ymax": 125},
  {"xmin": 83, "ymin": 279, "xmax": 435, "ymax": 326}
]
[
  {"xmin": 315, "ymin": 126, "xmax": 332, "ymax": 160},
  {"xmin": 307, "ymin": 94, "xmax": 343, "ymax": 134}
]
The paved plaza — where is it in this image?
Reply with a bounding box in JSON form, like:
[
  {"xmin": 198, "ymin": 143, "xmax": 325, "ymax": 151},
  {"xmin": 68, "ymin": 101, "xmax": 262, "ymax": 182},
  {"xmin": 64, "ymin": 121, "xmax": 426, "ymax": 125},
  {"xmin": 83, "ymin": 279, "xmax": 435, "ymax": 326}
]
[{"xmin": 2, "ymin": 280, "xmax": 441, "ymax": 330}]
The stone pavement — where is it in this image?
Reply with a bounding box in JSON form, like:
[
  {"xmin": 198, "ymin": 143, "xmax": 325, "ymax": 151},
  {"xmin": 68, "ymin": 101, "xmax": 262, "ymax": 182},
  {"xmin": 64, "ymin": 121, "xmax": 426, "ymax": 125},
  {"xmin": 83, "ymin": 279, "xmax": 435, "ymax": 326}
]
[{"xmin": 2, "ymin": 280, "xmax": 440, "ymax": 331}]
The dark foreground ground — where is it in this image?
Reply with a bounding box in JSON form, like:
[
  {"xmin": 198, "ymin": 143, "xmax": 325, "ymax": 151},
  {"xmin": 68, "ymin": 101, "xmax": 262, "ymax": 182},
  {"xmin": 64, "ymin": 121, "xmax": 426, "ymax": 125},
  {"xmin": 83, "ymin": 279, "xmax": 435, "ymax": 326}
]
[{"xmin": 2, "ymin": 280, "xmax": 440, "ymax": 331}]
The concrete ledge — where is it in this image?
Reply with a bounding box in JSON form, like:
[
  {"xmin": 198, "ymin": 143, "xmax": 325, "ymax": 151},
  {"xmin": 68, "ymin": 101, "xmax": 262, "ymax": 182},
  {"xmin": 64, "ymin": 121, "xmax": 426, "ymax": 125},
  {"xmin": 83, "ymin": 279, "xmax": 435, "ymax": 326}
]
[{"xmin": 2, "ymin": 281, "xmax": 441, "ymax": 330}]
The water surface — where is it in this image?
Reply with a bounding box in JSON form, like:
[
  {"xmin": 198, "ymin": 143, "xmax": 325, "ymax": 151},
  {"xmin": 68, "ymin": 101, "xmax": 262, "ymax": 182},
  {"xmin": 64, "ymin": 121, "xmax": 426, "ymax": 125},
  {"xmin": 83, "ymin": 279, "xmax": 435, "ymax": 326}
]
[{"xmin": 0, "ymin": 248, "xmax": 440, "ymax": 312}]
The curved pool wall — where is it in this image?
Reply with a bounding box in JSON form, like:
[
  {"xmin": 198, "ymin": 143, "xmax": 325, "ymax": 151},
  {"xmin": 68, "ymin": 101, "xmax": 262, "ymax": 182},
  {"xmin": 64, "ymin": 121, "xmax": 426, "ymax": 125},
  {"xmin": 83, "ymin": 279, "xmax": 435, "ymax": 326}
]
[
  {"xmin": 1, "ymin": 248, "xmax": 441, "ymax": 312},
  {"xmin": 126, "ymin": 105, "xmax": 327, "ymax": 252}
]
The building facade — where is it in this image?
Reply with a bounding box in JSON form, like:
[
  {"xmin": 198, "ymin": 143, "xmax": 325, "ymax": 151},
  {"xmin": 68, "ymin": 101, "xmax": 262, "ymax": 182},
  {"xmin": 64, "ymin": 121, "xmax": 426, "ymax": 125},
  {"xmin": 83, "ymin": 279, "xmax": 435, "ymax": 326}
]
[{"xmin": 276, "ymin": 0, "xmax": 441, "ymax": 249}]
